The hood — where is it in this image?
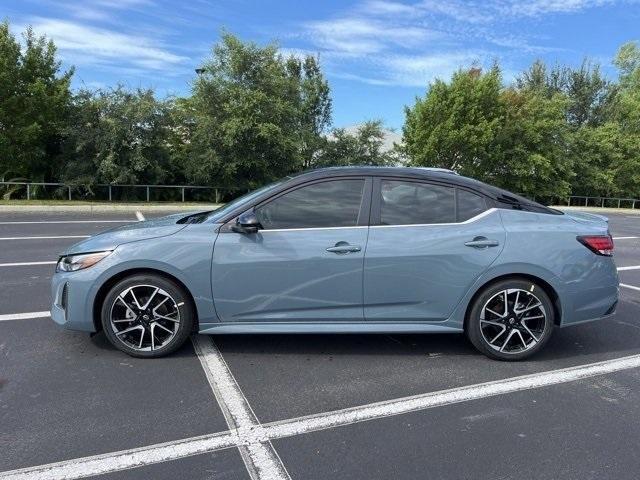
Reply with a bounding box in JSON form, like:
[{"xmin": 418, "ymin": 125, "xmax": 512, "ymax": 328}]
[{"xmin": 60, "ymin": 211, "xmax": 199, "ymax": 255}]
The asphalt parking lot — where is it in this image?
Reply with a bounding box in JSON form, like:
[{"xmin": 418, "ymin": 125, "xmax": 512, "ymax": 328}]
[{"xmin": 1, "ymin": 209, "xmax": 640, "ymax": 480}]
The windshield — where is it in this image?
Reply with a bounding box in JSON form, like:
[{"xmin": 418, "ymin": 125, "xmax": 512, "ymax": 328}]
[{"xmin": 205, "ymin": 178, "xmax": 289, "ymax": 223}]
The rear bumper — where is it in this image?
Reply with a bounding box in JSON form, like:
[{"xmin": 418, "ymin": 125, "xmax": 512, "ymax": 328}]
[
  {"xmin": 560, "ymin": 309, "xmax": 617, "ymax": 327},
  {"xmin": 559, "ymin": 283, "xmax": 619, "ymax": 327}
]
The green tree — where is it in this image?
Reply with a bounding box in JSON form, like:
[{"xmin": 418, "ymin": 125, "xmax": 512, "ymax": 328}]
[
  {"xmin": 314, "ymin": 120, "xmax": 398, "ymax": 168},
  {"xmin": 293, "ymin": 55, "xmax": 332, "ymax": 169},
  {"xmin": 188, "ymin": 34, "xmax": 332, "ymax": 190},
  {"xmin": 517, "ymin": 59, "xmax": 614, "ymax": 127},
  {"xmin": 601, "ymin": 42, "xmax": 640, "ymax": 198},
  {"xmin": 164, "ymin": 96, "xmax": 196, "ymax": 185},
  {"xmin": 613, "ymin": 41, "xmax": 640, "ymax": 133},
  {"xmin": 495, "ymin": 89, "xmax": 573, "ymax": 198},
  {"xmin": 62, "ymin": 87, "xmax": 173, "ymax": 188},
  {"xmin": 402, "ymin": 65, "xmax": 576, "ymax": 197},
  {"xmin": 402, "ymin": 66, "xmax": 504, "ymax": 179},
  {"xmin": 0, "ymin": 21, "xmax": 73, "ymax": 182},
  {"xmin": 569, "ymin": 123, "xmax": 640, "ymax": 198},
  {"xmin": 615, "ymin": 42, "xmax": 640, "ymax": 87}
]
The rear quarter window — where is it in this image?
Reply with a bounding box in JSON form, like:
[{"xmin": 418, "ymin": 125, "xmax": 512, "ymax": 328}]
[{"xmin": 457, "ymin": 189, "xmax": 487, "ymax": 221}]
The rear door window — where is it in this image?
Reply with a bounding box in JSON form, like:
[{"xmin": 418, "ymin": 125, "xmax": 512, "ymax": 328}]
[{"xmin": 379, "ymin": 180, "xmax": 455, "ymax": 225}]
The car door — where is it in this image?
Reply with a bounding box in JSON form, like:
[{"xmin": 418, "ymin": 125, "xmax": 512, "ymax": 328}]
[
  {"xmin": 363, "ymin": 177, "xmax": 505, "ymax": 322},
  {"xmin": 212, "ymin": 177, "xmax": 371, "ymax": 323}
]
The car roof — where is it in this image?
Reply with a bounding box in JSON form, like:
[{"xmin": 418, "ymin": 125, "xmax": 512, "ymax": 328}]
[
  {"xmin": 290, "ymin": 166, "xmax": 555, "ymax": 212},
  {"xmin": 292, "ymin": 166, "xmax": 495, "ymax": 197}
]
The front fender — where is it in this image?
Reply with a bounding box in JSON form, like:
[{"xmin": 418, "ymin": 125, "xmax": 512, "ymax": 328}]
[{"xmin": 82, "ymin": 225, "xmax": 219, "ymax": 328}]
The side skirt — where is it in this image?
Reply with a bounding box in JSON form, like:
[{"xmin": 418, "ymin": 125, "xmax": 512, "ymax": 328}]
[{"xmin": 198, "ymin": 322, "xmax": 463, "ymax": 335}]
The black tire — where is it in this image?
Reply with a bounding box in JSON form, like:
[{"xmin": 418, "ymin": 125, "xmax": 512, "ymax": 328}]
[
  {"xmin": 466, "ymin": 278, "xmax": 554, "ymax": 361},
  {"xmin": 101, "ymin": 274, "xmax": 194, "ymax": 358}
]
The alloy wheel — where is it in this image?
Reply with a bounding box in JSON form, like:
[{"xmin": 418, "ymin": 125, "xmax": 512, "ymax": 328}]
[
  {"xmin": 479, "ymin": 288, "xmax": 547, "ymax": 354},
  {"xmin": 108, "ymin": 284, "xmax": 181, "ymax": 352}
]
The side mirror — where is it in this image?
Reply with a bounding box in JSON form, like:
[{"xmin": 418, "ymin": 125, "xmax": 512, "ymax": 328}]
[{"xmin": 231, "ymin": 208, "xmax": 261, "ymax": 234}]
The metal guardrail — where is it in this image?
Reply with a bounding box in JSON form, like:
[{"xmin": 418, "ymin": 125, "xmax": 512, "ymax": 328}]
[
  {"xmin": 510, "ymin": 194, "xmax": 639, "ymax": 209},
  {"xmin": 564, "ymin": 196, "xmax": 638, "ymax": 209},
  {"xmin": 0, "ymin": 181, "xmax": 237, "ymax": 203},
  {"xmin": 1, "ymin": 182, "xmax": 639, "ymax": 208}
]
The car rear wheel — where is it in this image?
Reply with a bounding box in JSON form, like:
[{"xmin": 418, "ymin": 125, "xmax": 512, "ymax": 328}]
[
  {"xmin": 466, "ymin": 279, "xmax": 554, "ymax": 361},
  {"xmin": 101, "ymin": 274, "xmax": 194, "ymax": 358}
]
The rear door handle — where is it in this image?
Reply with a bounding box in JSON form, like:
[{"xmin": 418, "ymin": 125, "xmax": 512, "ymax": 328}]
[
  {"xmin": 464, "ymin": 236, "xmax": 499, "ymax": 248},
  {"xmin": 326, "ymin": 241, "xmax": 362, "ymax": 254}
]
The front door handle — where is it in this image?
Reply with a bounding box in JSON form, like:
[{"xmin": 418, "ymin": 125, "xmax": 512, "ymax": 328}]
[
  {"xmin": 326, "ymin": 241, "xmax": 362, "ymax": 254},
  {"xmin": 464, "ymin": 236, "xmax": 499, "ymax": 249}
]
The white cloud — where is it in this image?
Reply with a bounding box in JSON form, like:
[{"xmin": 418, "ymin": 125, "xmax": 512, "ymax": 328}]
[
  {"xmin": 306, "ymin": 17, "xmax": 437, "ymax": 55},
  {"xmin": 292, "ymin": 0, "xmax": 627, "ymax": 87},
  {"xmin": 370, "ymin": 51, "xmax": 489, "ymax": 86},
  {"xmin": 420, "ymin": 0, "xmax": 621, "ymax": 21},
  {"xmin": 326, "ymin": 50, "xmax": 489, "ymax": 87},
  {"xmin": 296, "ymin": 2, "xmax": 484, "ymax": 87},
  {"xmin": 48, "ymin": 0, "xmax": 156, "ymax": 22},
  {"xmin": 504, "ymin": 0, "xmax": 617, "ymax": 17},
  {"xmin": 28, "ymin": 18, "xmax": 188, "ymax": 72},
  {"xmin": 279, "ymin": 47, "xmax": 322, "ymax": 60},
  {"xmin": 92, "ymin": 0, "xmax": 154, "ymax": 7},
  {"xmin": 385, "ymin": 51, "xmax": 485, "ymax": 81},
  {"xmin": 420, "ymin": 0, "xmax": 493, "ymax": 23},
  {"xmin": 362, "ymin": 0, "xmax": 421, "ymax": 15},
  {"xmin": 67, "ymin": 6, "xmax": 112, "ymax": 22}
]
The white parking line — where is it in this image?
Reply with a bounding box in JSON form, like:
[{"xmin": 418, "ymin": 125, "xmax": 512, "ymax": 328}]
[
  {"xmin": 617, "ymin": 265, "xmax": 640, "ymax": 271},
  {"xmin": 264, "ymin": 353, "xmax": 640, "ymax": 439},
  {"xmin": 0, "ymin": 431, "xmax": 239, "ymax": 480},
  {"xmin": 0, "ymin": 236, "xmax": 89, "ymax": 241},
  {"xmin": 621, "ymin": 283, "xmax": 640, "ymax": 292},
  {"xmin": 613, "ymin": 236, "xmax": 639, "ymax": 240},
  {"xmin": 0, "ymin": 220, "xmax": 135, "ymax": 224},
  {"xmin": 192, "ymin": 336, "xmax": 290, "ymax": 480},
  {"xmin": 3, "ymin": 352, "xmax": 640, "ymax": 480},
  {"xmin": 0, "ymin": 311, "xmax": 50, "ymax": 321},
  {"xmin": 0, "ymin": 261, "xmax": 56, "ymax": 267}
]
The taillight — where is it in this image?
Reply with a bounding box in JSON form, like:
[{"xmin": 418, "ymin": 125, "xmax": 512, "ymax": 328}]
[{"xmin": 577, "ymin": 235, "xmax": 614, "ymax": 256}]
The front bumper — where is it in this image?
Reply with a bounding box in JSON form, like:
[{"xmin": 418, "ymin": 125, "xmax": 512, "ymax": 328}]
[
  {"xmin": 50, "ymin": 265, "xmax": 106, "ymax": 333},
  {"xmin": 50, "ymin": 278, "xmax": 69, "ymax": 327}
]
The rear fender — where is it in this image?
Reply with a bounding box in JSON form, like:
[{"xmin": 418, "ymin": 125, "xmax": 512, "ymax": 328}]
[{"xmin": 447, "ymin": 263, "xmax": 564, "ymax": 329}]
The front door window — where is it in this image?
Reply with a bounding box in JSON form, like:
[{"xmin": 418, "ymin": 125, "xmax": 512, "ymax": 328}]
[{"xmin": 256, "ymin": 179, "xmax": 365, "ymax": 230}]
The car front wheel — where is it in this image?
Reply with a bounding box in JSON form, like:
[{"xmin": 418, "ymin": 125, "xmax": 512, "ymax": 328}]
[
  {"xmin": 101, "ymin": 274, "xmax": 194, "ymax": 358},
  {"xmin": 466, "ymin": 279, "xmax": 554, "ymax": 361}
]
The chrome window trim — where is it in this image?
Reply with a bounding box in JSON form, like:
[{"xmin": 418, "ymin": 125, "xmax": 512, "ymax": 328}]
[
  {"xmin": 257, "ymin": 208, "xmax": 497, "ymax": 233},
  {"xmin": 370, "ymin": 208, "xmax": 496, "ymax": 228},
  {"xmin": 259, "ymin": 225, "xmax": 369, "ymax": 233}
]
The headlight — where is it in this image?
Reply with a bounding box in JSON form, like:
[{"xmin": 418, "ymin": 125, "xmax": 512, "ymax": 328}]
[{"xmin": 56, "ymin": 251, "xmax": 112, "ymax": 272}]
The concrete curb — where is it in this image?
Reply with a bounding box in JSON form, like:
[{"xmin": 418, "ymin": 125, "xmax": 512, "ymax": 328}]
[{"xmin": 0, "ymin": 204, "xmax": 223, "ymax": 213}]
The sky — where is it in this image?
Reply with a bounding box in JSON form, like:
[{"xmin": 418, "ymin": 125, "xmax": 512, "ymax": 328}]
[{"xmin": 4, "ymin": 0, "xmax": 640, "ymax": 129}]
